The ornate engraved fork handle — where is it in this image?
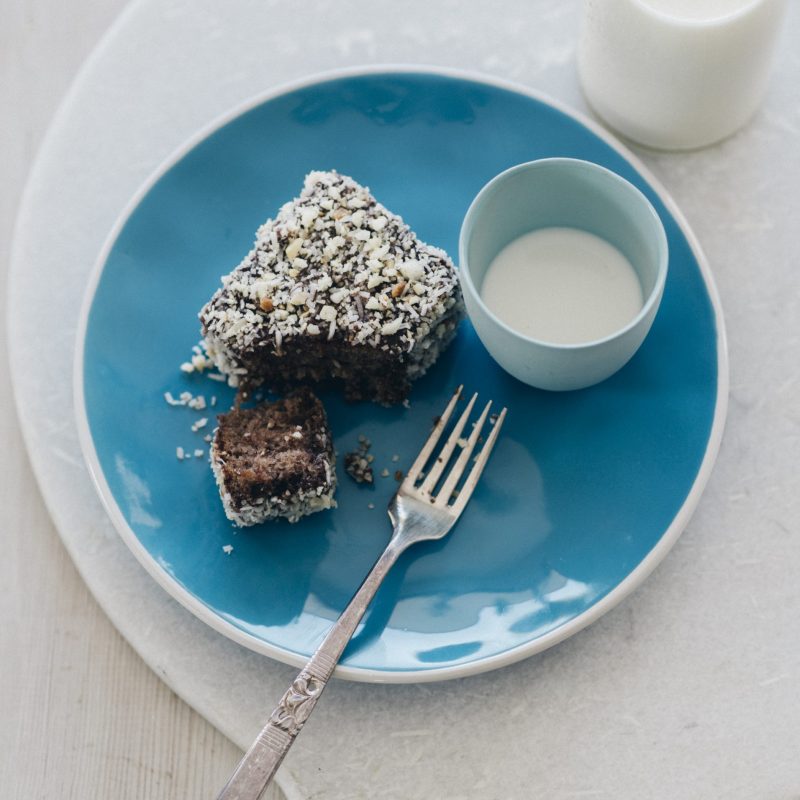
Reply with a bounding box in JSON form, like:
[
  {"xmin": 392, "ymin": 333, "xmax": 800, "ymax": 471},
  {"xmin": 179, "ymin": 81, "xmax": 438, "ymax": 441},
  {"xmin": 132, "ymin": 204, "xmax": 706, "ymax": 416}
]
[{"xmin": 216, "ymin": 540, "xmax": 405, "ymax": 800}]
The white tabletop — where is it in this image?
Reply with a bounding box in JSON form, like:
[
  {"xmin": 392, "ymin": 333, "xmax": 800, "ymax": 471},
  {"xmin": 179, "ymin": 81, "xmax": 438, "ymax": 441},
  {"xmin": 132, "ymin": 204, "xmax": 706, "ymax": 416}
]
[{"xmin": 3, "ymin": 2, "xmax": 799, "ymax": 799}]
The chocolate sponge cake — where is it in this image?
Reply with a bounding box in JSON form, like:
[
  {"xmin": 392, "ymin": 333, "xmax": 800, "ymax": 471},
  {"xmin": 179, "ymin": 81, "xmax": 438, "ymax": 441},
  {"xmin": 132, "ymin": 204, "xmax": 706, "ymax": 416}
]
[
  {"xmin": 200, "ymin": 171, "xmax": 463, "ymax": 405},
  {"xmin": 210, "ymin": 388, "xmax": 336, "ymax": 526}
]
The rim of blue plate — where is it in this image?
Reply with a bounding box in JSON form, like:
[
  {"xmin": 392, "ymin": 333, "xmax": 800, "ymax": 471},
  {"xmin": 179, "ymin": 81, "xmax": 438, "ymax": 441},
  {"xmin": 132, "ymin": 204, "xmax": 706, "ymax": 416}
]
[{"xmin": 73, "ymin": 64, "xmax": 729, "ymax": 683}]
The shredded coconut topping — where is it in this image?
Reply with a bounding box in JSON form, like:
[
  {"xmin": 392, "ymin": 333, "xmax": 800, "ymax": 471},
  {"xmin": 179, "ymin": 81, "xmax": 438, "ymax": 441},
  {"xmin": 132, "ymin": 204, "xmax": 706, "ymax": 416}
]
[{"xmin": 200, "ymin": 171, "xmax": 462, "ymax": 380}]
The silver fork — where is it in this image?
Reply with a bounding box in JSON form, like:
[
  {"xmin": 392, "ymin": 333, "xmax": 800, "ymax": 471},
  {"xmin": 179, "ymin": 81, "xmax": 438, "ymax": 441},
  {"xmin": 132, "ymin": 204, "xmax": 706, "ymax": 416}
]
[{"xmin": 217, "ymin": 386, "xmax": 507, "ymax": 800}]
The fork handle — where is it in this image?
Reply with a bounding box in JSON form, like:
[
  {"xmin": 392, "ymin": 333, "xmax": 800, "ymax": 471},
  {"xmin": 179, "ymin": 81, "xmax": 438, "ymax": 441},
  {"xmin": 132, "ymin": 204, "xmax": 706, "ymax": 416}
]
[{"xmin": 216, "ymin": 538, "xmax": 404, "ymax": 800}]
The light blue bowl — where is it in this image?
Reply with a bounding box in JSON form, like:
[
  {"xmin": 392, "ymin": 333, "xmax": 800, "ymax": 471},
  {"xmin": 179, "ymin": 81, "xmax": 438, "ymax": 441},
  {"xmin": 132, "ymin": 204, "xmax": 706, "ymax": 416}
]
[{"xmin": 459, "ymin": 158, "xmax": 669, "ymax": 390}]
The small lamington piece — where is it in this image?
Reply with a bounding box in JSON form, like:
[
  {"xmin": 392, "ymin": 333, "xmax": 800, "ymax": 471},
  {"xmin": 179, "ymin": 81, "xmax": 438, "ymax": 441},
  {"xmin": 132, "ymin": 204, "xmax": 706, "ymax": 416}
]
[
  {"xmin": 210, "ymin": 388, "xmax": 336, "ymax": 525},
  {"xmin": 200, "ymin": 171, "xmax": 464, "ymax": 404}
]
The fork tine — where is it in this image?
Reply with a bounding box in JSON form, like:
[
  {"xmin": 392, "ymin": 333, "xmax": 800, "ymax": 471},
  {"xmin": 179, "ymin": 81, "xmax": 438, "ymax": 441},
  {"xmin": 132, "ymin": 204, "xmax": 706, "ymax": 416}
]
[
  {"xmin": 450, "ymin": 407, "xmax": 507, "ymax": 516},
  {"xmin": 434, "ymin": 399, "xmax": 492, "ymax": 506},
  {"xmin": 403, "ymin": 386, "xmax": 463, "ymax": 485},
  {"xmin": 419, "ymin": 392, "xmax": 478, "ymax": 496}
]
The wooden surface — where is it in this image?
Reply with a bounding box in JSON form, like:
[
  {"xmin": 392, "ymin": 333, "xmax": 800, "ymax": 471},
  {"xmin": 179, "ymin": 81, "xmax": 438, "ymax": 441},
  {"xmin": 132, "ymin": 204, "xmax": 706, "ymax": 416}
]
[{"xmin": 0, "ymin": 2, "xmax": 281, "ymax": 798}]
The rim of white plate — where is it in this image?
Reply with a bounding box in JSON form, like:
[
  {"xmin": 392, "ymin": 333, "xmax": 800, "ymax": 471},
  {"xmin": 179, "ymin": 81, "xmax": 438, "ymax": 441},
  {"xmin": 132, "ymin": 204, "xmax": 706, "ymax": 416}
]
[{"xmin": 72, "ymin": 63, "xmax": 729, "ymax": 684}]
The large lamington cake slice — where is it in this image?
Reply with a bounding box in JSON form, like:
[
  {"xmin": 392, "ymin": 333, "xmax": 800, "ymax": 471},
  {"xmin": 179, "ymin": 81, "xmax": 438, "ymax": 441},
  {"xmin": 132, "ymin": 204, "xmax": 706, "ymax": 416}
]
[
  {"xmin": 200, "ymin": 171, "xmax": 463, "ymax": 404},
  {"xmin": 210, "ymin": 388, "xmax": 336, "ymax": 526}
]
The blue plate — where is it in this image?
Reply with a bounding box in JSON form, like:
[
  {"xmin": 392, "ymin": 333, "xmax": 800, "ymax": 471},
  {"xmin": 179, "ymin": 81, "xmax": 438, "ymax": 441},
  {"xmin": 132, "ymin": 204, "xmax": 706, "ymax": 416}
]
[{"xmin": 76, "ymin": 68, "xmax": 727, "ymax": 682}]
